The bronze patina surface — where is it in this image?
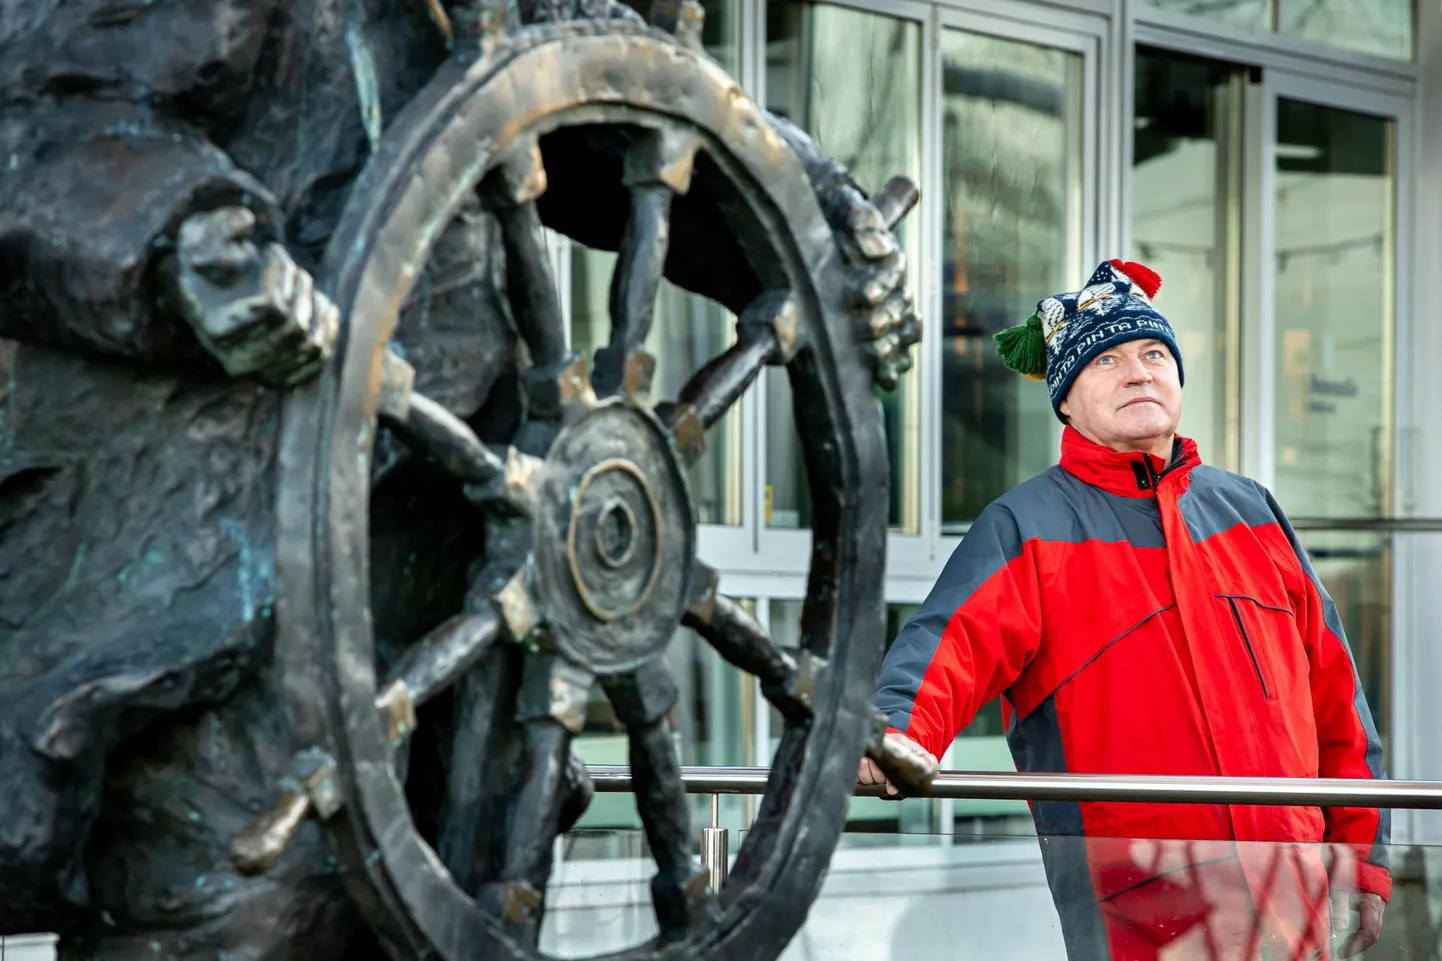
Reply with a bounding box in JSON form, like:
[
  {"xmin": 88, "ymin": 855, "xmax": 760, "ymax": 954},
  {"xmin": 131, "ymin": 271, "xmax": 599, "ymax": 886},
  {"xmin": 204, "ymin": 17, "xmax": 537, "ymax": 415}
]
[{"xmin": 0, "ymin": 1, "xmax": 928, "ymax": 957}]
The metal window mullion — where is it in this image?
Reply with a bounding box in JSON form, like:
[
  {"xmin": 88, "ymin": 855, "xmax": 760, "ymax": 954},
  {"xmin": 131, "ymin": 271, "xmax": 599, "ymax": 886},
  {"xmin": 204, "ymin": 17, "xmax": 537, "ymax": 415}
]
[
  {"xmin": 742, "ymin": 0, "xmax": 766, "ymax": 559},
  {"xmin": 1400, "ymin": 0, "xmax": 1442, "ymax": 836},
  {"xmin": 1384, "ymin": 102, "xmax": 1409, "ymax": 815},
  {"xmin": 1108, "ymin": 0, "xmax": 1131, "ymax": 263},
  {"xmin": 921, "ymin": 2, "xmax": 944, "ymax": 563},
  {"xmin": 1239, "ymin": 79, "xmax": 1276, "ymax": 490},
  {"xmin": 749, "ymin": 597, "xmax": 772, "ymax": 829},
  {"xmin": 1214, "ymin": 72, "xmax": 1248, "ymax": 475},
  {"xmin": 740, "ymin": 0, "xmax": 765, "ymax": 99}
]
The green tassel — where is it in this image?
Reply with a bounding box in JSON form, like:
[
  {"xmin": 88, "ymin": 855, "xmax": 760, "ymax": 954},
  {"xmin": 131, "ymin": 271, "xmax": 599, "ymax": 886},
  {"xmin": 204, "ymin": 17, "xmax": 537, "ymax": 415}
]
[{"xmin": 994, "ymin": 310, "xmax": 1048, "ymax": 381}]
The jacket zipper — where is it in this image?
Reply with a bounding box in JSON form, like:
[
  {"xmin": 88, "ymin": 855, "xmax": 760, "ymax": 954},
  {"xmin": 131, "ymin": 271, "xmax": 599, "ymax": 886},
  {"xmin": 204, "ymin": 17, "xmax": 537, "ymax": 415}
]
[
  {"xmin": 1139, "ymin": 446, "xmax": 1276, "ymax": 700},
  {"xmin": 1226, "ymin": 596, "xmax": 1270, "ymax": 698},
  {"xmin": 1132, "ymin": 440, "xmax": 1186, "ymax": 493},
  {"xmin": 1141, "ymin": 446, "xmax": 1271, "ymax": 699}
]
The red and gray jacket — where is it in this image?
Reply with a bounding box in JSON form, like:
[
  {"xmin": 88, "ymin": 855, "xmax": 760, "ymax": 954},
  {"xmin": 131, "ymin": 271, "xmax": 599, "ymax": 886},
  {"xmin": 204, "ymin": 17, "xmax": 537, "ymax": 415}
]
[{"xmin": 877, "ymin": 427, "xmax": 1389, "ymax": 951}]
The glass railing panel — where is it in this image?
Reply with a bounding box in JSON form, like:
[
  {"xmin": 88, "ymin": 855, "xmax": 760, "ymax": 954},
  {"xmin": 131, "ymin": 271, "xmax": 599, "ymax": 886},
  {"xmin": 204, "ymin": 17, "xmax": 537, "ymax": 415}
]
[
  {"xmin": 0, "ymin": 935, "xmax": 58, "ymax": 961},
  {"xmin": 541, "ymin": 830, "xmax": 1442, "ymax": 960}
]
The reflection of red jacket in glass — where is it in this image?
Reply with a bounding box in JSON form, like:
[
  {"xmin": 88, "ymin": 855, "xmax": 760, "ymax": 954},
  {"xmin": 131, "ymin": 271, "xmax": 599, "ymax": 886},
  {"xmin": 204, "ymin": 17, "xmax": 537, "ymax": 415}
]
[{"xmin": 876, "ymin": 427, "xmax": 1389, "ymax": 958}]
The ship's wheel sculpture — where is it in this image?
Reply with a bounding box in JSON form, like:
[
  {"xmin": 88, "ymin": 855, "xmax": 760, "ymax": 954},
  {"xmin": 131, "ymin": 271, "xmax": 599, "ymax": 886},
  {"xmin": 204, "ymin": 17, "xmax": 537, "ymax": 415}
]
[{"xmin": 230, "ymin": 9, "xmax": 930, "ymax": 960}]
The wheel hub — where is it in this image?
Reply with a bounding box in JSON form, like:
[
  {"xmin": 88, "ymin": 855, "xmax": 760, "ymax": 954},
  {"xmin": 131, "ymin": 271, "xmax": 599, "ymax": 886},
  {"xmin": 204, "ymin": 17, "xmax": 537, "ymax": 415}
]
[{"xmin": 531, "ymin": 398, "xmax": 696, "ymax": 674}]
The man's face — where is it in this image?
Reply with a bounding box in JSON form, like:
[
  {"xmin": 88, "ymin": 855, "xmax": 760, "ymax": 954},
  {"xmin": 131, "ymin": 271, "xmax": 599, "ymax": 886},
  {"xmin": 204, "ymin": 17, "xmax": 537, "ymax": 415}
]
[{"xmin": 1059, "ymin": 338, "xmax": 1182, "ymax": 455}]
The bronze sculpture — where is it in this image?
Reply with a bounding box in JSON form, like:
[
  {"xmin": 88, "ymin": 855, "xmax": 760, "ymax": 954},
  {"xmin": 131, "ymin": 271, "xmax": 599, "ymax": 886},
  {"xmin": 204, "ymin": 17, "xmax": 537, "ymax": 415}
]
[{"xmin": 0, "ymin": 0, "xmax": 930, "ymax": 958}]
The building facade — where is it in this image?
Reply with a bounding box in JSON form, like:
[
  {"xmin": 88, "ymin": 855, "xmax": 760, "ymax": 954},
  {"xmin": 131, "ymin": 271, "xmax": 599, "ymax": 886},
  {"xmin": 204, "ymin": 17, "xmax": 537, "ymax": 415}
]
[
  {"xmin": 557, "ymin": 0, "xmax": 1442, "ymax": 841},
  {"xmin": 537, "ymin": 0, "xmax": 1442, "ymax": 952}
]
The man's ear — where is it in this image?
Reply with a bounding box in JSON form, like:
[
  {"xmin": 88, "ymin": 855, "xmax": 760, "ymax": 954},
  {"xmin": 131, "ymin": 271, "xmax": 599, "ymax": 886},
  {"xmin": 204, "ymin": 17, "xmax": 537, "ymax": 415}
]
[{"xmin": 1058, "ymin": 398, "xmax": 1071, "ymax": 420}]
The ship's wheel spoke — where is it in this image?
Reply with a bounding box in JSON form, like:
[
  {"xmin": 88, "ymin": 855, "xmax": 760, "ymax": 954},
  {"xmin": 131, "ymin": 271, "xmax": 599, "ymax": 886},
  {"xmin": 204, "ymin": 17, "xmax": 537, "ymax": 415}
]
[
  {"xmin": 683, "ymin": 564, "xmax": 817, "ymax": 726},
  {"xmin": 377, "ymin": 351, "xmax": 506, "ymax": 484},
  {"xmin": 480, "ymin": 135, "xmax": 568, "ymax": 368},
  {"xmin": 380, "ymin": 608, "xmax": 503, "ymax": 712},
  {"xmin": 661, "ymin": 291, "xmax": 799, "ymax": 467},
  {"xmin": 378, "ymin": 351, "xmax": 549, "ymax": 510},
  {"xmin": 602, "ymin": 659, "xmax": 715, "ymax": 936},
  {"xmin": 592, "ymin": 126, "xmax": 703, "ymax": 397},
  {"xmin": 472, "ymin": 649, "xmax": 596, "ymax": 944},
  {"xmin": 229, "ymin": 607, "xmax": 502, "ymax": 875}
]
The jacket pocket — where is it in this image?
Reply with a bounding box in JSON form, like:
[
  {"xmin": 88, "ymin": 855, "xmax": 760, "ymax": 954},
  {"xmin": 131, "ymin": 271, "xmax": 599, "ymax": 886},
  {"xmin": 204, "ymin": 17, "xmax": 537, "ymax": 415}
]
[{"xmin": 1223, "ymin": 596, "xmax": 1279, "ymax": 701}]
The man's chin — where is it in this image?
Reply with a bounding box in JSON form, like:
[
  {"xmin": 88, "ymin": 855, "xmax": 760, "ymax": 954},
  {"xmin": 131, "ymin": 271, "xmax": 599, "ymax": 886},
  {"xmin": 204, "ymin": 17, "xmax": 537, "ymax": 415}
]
[{"xmin": 1114, "ymin": 406, "xmax": 1175, "ymax": 440}]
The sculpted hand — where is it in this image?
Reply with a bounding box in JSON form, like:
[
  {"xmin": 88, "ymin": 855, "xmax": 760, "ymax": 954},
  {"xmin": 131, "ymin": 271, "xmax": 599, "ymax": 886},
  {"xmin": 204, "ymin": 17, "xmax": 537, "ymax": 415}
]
[
  {"xmin": 168, "ymin": 206, "xmax": 339, "ymax": 386},
  {"xmin": 822, "ymin": 177, "xmax": 922, "ymax": 391},
  {"xmin": 857, "ymin": 730, "xmax": 937, "ymax": 797}
]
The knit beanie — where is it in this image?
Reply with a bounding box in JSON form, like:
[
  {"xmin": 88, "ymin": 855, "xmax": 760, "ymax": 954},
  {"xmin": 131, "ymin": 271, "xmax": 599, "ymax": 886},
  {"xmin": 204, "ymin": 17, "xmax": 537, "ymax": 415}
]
[{"xmin": 995, "ymin": 259, "xmax": 1185, "ymax": 422}]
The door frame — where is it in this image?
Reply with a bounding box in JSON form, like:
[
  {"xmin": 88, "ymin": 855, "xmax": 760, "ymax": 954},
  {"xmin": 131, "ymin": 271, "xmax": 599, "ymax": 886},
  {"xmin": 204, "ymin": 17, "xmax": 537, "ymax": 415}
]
[{"xmin": 1244, "ymin": 70, "xmax": 1417, "ymax": 833}]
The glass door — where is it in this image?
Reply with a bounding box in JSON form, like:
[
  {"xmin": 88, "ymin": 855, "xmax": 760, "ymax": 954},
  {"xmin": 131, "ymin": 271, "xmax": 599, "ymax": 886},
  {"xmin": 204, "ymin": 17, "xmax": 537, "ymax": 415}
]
[
  {"xmin": 761, "ymin": 0, "xmax": 927, "ymax": 544},
  {"xmin": 1130, "ymin": 48, "xmax": 1248, "ymax": 473},
  {"xmin": 1247, "ymin": 71, "xmax": 1410, "ymax": 760},
  {"xmin": 934, "ymin": 9, "xmax": 1096, "ymax": 539},
  {"xmin": 930, "ymin": 4, "xmax": 1100, "ymax": 834}
]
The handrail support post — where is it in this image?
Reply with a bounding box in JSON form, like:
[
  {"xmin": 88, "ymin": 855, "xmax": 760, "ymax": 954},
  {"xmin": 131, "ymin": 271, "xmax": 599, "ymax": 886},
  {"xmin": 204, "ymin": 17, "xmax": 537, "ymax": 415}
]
[{"xmin": 701, "ymin": 792, "xmax": 728, "ymax": 894}]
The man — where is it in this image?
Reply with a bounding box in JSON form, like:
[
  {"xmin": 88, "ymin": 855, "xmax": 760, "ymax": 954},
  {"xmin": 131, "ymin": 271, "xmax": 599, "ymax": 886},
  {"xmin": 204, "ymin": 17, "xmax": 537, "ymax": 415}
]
[{"xmin": 859, "ymin": 259, "xmax": 1388, "ymax": 960}]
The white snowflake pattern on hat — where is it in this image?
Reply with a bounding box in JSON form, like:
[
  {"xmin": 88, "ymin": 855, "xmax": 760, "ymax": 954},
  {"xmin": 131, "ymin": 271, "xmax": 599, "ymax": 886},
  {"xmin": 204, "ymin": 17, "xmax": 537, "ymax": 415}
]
[
  {"xmin": 1075, "ymin": 281, "xmax": 1127, "ymax": 316},
  {"xmin": 1039, "ymin": 297, "xmax": 1067, "ymax": 342}
]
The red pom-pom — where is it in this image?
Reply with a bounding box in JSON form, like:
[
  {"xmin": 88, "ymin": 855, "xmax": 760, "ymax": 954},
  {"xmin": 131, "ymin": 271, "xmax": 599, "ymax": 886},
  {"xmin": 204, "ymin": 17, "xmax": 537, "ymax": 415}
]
[{"xmin": 1109, "ymin": 258, "xmax": 1162, "ymax": 299}]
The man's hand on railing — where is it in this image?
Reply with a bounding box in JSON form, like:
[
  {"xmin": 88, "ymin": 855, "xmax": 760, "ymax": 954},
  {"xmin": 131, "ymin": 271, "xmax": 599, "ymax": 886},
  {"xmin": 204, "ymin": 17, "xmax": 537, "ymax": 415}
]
[
  {"xmin": 857, "ymin": 731, "xmax": 937, "ymax": 797},
  {"xmin": 1334, "ymin": 890, "xmax": 1385, "ymax": 957}
]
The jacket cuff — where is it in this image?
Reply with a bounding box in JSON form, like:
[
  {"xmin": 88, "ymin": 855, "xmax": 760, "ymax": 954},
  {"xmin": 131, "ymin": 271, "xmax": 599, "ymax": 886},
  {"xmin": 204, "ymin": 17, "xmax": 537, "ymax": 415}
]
[
  {"xmin": 884, "ymin": 725, "xmax": 941, "ymax": 760},
  {"xmin": 1353, "ymin": 861, "xmax": 1392, "ymax": 902}
]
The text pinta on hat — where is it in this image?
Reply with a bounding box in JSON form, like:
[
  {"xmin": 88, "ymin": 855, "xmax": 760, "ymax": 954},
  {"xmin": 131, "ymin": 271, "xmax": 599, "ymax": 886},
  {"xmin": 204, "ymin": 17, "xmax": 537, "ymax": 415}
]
[{"xmin": 994, "ymin": 258, "xmax": 1184, "ymax": 421}]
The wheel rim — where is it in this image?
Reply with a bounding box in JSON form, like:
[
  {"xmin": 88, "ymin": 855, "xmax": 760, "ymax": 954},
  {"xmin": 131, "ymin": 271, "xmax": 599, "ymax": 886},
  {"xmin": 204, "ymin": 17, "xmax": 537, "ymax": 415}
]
[{"xmin": 272, "ymin": 19, "xmax": 891, "ymax": 961}]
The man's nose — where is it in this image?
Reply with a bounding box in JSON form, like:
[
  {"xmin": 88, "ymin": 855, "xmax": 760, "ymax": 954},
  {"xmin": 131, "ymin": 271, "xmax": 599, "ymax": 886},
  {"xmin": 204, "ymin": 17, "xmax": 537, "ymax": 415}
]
[{"xmin": 1122, "ymin": 354, "xmax": 1152, "ymax": 384}]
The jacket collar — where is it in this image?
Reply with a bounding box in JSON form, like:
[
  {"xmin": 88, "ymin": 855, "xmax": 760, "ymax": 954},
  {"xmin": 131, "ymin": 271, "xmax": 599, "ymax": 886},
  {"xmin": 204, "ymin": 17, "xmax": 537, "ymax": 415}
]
[{"xmin": 1059, "ymin": 425, "xmax": 1199, "ymax": 498}]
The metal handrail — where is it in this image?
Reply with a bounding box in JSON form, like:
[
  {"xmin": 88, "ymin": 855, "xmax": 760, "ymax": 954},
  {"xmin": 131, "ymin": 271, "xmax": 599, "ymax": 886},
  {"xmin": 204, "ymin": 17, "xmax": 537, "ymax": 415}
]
[
  {"xmin": 587, "ymin": 765, "xmax": 1442, "ymax": 809},
  {"xmin": 945, "ymin": 517, "xmax": 1442, "ymax": 536},
  {"xmin": 1288, "ymin": 516, "xmax": 1442, "ymax": 532}
]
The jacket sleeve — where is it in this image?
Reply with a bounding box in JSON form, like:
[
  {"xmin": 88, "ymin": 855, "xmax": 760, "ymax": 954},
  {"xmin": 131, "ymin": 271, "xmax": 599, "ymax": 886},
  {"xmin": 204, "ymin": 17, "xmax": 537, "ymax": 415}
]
[
  {"xmin": 0, "ymin": 100, "xmax": 283, "ymax": 368},
  {"xmin": 1262, "ymin": 487, "xmax": 1392, "ymax": 901},
  {"xmin": 0, "ymin": 0, "xmax": 286, "ymax": 368},
  {"xmin": 875, "ymin": 503, "xmax": 1043, "ymax": 760}
]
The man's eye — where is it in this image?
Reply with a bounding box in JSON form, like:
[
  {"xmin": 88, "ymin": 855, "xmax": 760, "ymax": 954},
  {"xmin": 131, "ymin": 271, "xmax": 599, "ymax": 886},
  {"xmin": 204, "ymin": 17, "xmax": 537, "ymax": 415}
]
[
  {"xmin": 1147, "ymin": 350, "xmax": 1163, "ymax": 360},
  {"xmin": 1096, "ymin": 356, "xmax": 1115, "ymax": 365}
]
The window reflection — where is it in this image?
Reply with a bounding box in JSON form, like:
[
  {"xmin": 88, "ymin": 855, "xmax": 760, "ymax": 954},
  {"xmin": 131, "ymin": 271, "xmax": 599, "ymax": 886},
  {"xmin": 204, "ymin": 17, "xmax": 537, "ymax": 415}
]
[
  {"xmin": 1278, "ymin": 0, "xmax": 1412, "ymax": 60},
  {"xmin": 1135, "ymin": 0, "xmax": 1271, "ymax": 33},
  {"xmin": 939, "ymin": 30, "xmax": 1083, "ymax": 530},
  {"xmin": 1132, "ymin": 49, "xmax": 1245, "ymax": 471},
  {"xmin": 1272, "ymin": 101, "xmax": 1393, "ymax": 521},
  {"xmin": 763, "ymin": 0, "xmax": 923, "ymax": 533},
  {"xmin": 1136, "ymin": 0, "xmax": 1410, "ymax": 62},
  {"xmin": 1272, "ymin": 99, "xmax": 1394, "ymax": 742}
]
